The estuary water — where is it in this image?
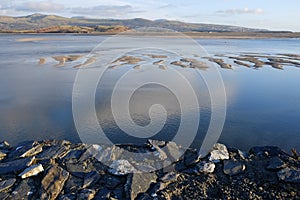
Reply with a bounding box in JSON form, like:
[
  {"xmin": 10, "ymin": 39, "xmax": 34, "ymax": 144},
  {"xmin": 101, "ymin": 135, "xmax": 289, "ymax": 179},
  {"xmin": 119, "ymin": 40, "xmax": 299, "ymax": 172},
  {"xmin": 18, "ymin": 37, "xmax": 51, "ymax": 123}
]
[{"xmin": 0, "ymin": 34, "xmax": 299, "ymax": 152}]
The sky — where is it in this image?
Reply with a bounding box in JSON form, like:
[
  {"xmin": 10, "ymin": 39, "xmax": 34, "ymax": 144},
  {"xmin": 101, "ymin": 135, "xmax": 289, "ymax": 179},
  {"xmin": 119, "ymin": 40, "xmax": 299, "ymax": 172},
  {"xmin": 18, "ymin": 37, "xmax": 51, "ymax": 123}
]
[{"xmin": 0, "ymin": 0, "xmax": 299, "ymax": 31}]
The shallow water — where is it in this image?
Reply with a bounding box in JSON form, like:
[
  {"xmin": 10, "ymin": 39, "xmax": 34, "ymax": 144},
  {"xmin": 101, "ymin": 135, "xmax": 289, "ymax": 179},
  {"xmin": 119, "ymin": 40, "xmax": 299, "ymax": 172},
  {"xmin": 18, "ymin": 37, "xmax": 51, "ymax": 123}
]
[{"xmin": 0, "ymin": 34, "xmax": 299, "ymax": 151}]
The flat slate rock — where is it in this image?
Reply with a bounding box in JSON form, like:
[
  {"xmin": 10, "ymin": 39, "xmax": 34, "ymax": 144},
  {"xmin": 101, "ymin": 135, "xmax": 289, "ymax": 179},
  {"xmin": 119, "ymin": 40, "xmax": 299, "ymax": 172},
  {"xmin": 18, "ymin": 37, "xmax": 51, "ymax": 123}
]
[
  {"xmin": 20, "ymin": 144, "xmax": 44, "ymax": 158},
  {"xmin": 19, "ymin": 164, "xmax": 44, "ymax": 179},
  {"xmin": 83, "ymin": 171, "xmax": 101, "ymax": 189},
  {"xmin": 126, "ymin": 172, "xmax": 157, "ymax": 200},
  {"xmin": 36, "ymin": 145, "xmax": 69, "ymax": 160},
  {"xmin": 0, "ymin": 178, "xmax": 16, "ymax": 192},
  {"xmin": 0, "ymin": 157, "xmax": 35, "ymax": 175},
  {"xmin": 41, "ymin": 165, "xmax": 69, "ymax": 200}
]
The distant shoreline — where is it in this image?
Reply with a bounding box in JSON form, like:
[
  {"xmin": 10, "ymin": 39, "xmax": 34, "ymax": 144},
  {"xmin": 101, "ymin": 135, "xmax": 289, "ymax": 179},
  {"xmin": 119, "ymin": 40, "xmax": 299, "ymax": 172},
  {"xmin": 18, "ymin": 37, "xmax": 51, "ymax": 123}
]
[{"xmin": 2, "ymin": 31, "xmax": 300, "ymax": 39}]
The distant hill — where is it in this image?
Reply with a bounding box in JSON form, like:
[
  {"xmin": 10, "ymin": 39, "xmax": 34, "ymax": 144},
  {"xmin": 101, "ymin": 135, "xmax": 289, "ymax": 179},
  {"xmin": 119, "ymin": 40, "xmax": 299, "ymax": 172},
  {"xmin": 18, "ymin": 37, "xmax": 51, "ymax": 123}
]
[{"xmin": 0, "ymin": 13, "xmax": 269, "ymax": 33}]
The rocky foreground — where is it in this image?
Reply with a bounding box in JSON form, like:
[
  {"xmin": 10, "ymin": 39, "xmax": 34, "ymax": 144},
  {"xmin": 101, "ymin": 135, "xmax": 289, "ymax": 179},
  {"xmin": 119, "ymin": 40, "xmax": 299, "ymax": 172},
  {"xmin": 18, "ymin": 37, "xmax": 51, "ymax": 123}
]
[{"xmin": 0, "ymin": 140, "xmax": 299, "ymax": 200}]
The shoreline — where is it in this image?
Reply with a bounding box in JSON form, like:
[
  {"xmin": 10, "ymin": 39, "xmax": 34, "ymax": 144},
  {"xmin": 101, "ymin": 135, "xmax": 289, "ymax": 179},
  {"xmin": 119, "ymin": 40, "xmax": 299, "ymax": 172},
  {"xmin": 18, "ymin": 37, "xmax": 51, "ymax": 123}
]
[
  {"xmin": 2, "ymin": 32, "xmax": 300, "ymax": 39},
  {"xmin": 0, "ymin": 140, "xmax": 299, "ymax": 199}
]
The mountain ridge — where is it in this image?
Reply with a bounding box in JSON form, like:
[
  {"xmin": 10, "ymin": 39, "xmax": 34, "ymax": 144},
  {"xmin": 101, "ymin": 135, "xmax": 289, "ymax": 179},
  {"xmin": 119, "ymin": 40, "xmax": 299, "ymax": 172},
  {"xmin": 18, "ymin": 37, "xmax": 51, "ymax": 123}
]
[{"xmin": 0, "ymin": 13, "xmax": 272, "ymax": 33}]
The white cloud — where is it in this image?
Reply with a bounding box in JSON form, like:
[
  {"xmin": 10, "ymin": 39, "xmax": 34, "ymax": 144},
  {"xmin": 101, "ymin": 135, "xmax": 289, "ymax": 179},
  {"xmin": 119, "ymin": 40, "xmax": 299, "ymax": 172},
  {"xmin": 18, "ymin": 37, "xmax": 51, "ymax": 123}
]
[
  {"xmin": 15, "ymin": 1, "xmax": 64, "ymax": 12},
  {"xmin": 216, "ymin": 8, "xmax": 264, "ymax": 15},
  {"xmin": 70, "ymin": 5, "xmax": 143, "ymax": 17}
]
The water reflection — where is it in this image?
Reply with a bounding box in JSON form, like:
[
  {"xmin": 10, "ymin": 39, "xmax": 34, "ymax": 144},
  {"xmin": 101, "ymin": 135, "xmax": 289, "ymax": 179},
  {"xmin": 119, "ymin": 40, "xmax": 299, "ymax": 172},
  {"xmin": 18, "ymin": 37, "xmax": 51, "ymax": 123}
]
[{"xmin": 0, "ymin": 35, "xmax": 299, "ymax": 152}]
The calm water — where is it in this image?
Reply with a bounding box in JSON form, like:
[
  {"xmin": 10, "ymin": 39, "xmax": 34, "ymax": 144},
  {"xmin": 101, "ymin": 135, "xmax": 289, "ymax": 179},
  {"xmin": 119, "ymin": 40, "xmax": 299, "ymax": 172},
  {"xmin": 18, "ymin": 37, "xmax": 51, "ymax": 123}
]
[{"xmin": 0, "ymin": 34, "xmax": 299, "ymax": 151}]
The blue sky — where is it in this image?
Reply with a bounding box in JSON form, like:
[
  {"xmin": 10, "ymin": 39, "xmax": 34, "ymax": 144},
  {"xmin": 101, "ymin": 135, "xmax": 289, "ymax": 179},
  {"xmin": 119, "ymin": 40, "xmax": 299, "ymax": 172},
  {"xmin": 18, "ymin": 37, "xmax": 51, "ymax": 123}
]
[{"xmin": 0, "ymin": 0, "xmax": 299, "ymax": 31}]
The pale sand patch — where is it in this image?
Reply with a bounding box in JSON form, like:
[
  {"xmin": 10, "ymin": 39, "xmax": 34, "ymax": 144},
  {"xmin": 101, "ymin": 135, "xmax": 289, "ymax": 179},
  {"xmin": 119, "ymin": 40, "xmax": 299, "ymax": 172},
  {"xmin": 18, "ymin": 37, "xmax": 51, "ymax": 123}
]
[
  {"xmin": 52, "ymin": 55, "xmax": 83, "ymax": 67},
  {"xmin": 16, "ymin": 38, "xmax": 62, "ymax": 42},
  {"xmin": 73, "ymin": 57, "xmax": 96, "ymax": 68},
  {"xmin": 39, "ymin": 58, "xmax": 46, "ymax": 65}
]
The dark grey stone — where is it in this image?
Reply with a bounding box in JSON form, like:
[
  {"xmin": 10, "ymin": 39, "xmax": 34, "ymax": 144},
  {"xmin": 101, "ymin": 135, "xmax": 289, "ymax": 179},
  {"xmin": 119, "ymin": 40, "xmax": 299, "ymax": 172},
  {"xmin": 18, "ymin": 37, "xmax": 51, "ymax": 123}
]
[
  {"xmin": 184, "ymin": 149, "xmax": 200, "ymax": 166},
  {"xmin": 105, "ymin": 175, "xmax": 122, "ymax": 189},
  {"xmin": 94, "ymin": 188, "xmax": 111, "ymax": 199},
  {"xmin": 63, "ymin": 150, "xmax": 84, "ymax": 161},
  {"xmin": 223, "ymin": 160, "xmax": 246, "ymax": 176},
  {"xmin": 58, "ymin": 193, "xmax": 77, "ymax": 200},
  {"xmin": 0, "ymin": 178, "xmax": 16, "ymax": 193},
  {"xmin": 8, "ymin": 179, "xmax": 35, "ymax": 200},
  {"xmin": 277, "ymin": 167, "xmax": 300, "ymax": 183},
  {"xmin": 64, "ymin": 175, "xmax": 83, "ymax": 193},
  {"xmin": 137, "ymin": 193, "xmax": 153, "ymax": 200},
  {"xmin": 0, "ymin": 192, "xmax": 9, "ymax": 200},
  {"xmin": 7, "ymin": 141, "xmax": 37, "ymax": 159},
  {"xmin": 250, "ymin": 146, "xmax": 286, "ymax": 157},
  {"xmin": 112, "ymin": 188, "xmax": 124, "ymax": 200},
  {"xmin": 65, "ymin": 162, "xmax": 93, "ymax": 178},
  {"xmin": 266, "ymin": 157, "xmax": 286, "ymax": 170},
  {"xmin": 0, "ymin": 157, "xmax": 35, "ymax": 175},
  {"xmin": 82, "ymin": 171, "xmax": 101, "ymax": 189},
  {"xmin": 126, "ymin": 172, "xmax": 157, "ymax": 200},
  {"xmin": 77, "ymin": 189, "xmax": 95, "ymax": 200},
  {"xmin": 0, "ymin": 141, "xmax": 10, "ymax": 150},
  {"xmin": 37, "ymin": 145, "xmax": 69, "ymax": 160}
]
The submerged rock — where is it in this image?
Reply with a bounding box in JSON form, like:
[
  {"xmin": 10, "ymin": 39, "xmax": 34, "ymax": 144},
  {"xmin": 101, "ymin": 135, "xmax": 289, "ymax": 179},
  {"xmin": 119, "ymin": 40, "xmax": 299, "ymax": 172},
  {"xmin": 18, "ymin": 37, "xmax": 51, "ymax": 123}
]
[
  {"xmin": 209, "ymin": 143, "xmax": 230, "ymax": 162},
  {"xmin": 277, "ymin": 167, "xmax": 300, "ymax": 183},
  {"xmin": 0, "ymin": 178, "xmax": 16, "ymax": 192},
  {"xmin": 223, "ymin": 160, "xmax": 246, "ymax": 176},
  {"xmin": 19, "ymin": 164, "xmax": 44, "ymax": 179},
  {"xmin": 41, "ymin": 165, "xmax": 69, "ymax": 200}
]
